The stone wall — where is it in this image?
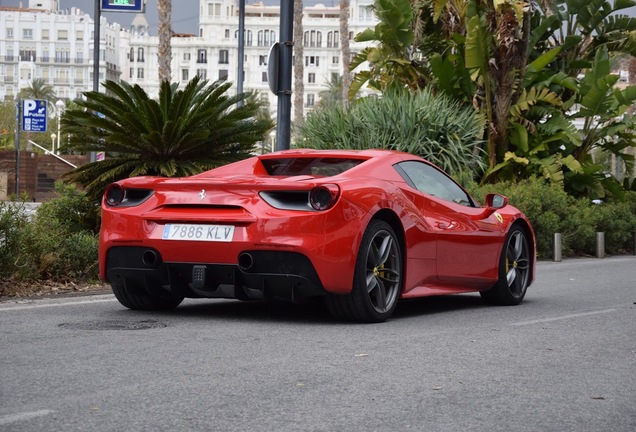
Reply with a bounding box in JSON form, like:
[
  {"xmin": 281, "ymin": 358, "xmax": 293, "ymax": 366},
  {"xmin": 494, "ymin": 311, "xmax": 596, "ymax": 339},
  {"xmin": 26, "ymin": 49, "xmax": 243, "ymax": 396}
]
[{"xmin": 0, "ymin": 151, "xmax": 89, "ymax": 202}]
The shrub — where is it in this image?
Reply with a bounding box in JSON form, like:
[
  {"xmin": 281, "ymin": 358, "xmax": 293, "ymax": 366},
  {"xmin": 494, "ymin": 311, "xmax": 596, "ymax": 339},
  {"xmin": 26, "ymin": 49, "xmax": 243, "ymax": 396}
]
[
  {"xmin": 297, "ymin": 88, "xmax": 486, "ymax": 176},
  {"xmin": 467, "ymin": 178, "xmax": 636, "ymax": 258},
  {"xmin": 0, "ymin": 184, "xmax": 99, "ymax": 284},
  {"xmin": 0, "ymin": 199, "xmax": 35, "ymax": 280},
  {"xmin": 468, "ymin": 177, "xmax": 573, "ymax": 258}
]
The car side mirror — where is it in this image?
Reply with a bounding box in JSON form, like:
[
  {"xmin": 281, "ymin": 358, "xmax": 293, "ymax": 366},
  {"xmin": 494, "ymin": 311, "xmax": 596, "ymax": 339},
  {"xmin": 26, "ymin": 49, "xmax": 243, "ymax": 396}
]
[
  {"xmin": 470, "ymin": 193, "xmax": 508, "ymax": 220},
  {"xmin": 486, "ymin": 193, "xmax": 507, "ymax": 209}
]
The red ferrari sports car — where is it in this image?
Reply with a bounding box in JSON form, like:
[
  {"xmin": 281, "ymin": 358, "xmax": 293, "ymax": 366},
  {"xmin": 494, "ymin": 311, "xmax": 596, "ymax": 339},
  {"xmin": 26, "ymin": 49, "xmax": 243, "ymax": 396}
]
[{"xmin": 100, "ymin": 149, "xmax": 535, "ymax": 322}]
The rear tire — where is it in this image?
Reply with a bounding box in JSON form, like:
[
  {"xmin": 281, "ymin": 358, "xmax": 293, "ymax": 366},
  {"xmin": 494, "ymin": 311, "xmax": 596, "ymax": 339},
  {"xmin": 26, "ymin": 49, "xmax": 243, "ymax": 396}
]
[
  {"xmin": 111, "ymin": 283, "xmax": 184, "ymax": 311},
  {"xmin": 326, "ymin": 220, "xmax": 402, "ymax": 323},
  {"xmin": 480, "ymin": 226, "xmax": 531, "ymax": 306}
]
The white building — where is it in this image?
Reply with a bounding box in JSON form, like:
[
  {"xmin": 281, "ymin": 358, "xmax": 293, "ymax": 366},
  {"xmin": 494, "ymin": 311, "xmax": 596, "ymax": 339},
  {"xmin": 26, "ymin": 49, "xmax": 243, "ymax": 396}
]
[
  {"xmin": 125, "ymin": 0, "xmax": 378, "ymax": 117},
  {"xmin": 0, "ymin": 0, "xmax": 125, "ymax": 101},
  {"xmin": 1, "ymin": 0, "xmax": 378, "ymax": 119}
]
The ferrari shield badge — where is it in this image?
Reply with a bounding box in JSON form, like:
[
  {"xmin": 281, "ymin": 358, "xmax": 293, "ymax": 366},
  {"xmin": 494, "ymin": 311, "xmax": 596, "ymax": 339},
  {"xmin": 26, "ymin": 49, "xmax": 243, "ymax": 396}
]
[{"xmin": 494, "ymin": 212, "xmax": 503, "ymax": 224}]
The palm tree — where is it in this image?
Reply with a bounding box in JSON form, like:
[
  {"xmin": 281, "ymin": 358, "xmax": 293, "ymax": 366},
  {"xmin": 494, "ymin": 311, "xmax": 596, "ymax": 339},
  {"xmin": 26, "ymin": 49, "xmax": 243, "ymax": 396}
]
[
  {"xmin": 20, "ymin": 78, "xmax": 56, "ymax": 101},
  {"xmin": 61, "ymin": 77, "xmax": 274, "ymax": 200},
  {"xmin": 157, "ymin": 0, "xmax": 172, "ymax": 82},
  {"xmin": 293, "ymin": 0, "xmax": 305, "ymax": 131},
  {"xmin": 316, "ymin": 74, "xmax": 343, "ymax": 110},
  {"xmin": 339, "ymin": 0, "xmax": 352, "ymax": 103}
]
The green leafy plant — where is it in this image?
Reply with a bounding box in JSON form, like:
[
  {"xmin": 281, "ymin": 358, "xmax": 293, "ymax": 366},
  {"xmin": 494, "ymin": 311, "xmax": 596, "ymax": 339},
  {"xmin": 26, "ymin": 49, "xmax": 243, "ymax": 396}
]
[
  {"xmin": 297, "ymin": 88, "xmax": 486, "ymax": 175},
  {"xmin": 61, "ymin": 76, "xmax": 274, "ymax": 200}
]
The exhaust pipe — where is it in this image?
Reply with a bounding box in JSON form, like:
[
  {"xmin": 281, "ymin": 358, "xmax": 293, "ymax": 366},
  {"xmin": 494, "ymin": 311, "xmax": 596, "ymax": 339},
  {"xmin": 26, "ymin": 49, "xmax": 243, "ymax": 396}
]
[
  {"xmin": 238, "ymin": 252, "xmax": 254, "ymax": 271},
  {"xmin": 141, "ymin": 249, "xmax": 160, "ymax": 267}
]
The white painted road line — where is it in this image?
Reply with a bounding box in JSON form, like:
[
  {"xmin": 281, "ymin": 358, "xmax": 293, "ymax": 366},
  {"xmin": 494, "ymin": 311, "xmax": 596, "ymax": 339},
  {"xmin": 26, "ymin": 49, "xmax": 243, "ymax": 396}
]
[
  {"xmin": 0, "ymin": 295, "xmax": 117, "ymax": 312},
  {"xmin": 511, "ymin": 308, "xmax": 618, "ymax": 326},
  {"xmin": 0, "ymin": 410, "xmax": 55, "ymax": 426}
]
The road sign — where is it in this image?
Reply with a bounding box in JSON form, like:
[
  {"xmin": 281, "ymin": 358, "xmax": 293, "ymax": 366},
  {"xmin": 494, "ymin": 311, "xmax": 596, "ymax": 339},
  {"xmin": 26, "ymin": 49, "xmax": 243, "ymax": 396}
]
[
  {"xmin": 101, "ymin": 0, "xmax": 145, "ymax": 12},
  {"xmin": 22, "ymin": 99, "xmax": 47, "ymax": 132}
]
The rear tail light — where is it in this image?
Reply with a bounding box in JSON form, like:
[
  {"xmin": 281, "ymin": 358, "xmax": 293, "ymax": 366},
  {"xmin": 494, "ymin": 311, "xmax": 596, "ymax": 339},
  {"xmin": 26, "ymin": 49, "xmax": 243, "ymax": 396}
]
[
  {"xmin": 103, "ymin": 185, "xmax": 153, "ymax": 207},
  {"xmin": 104, "ymin": 184, "xmax": 125, "ymax": 207},
  {"xmin": 309, "ymin": 184, "xmax": 340, "ymax": 211}
]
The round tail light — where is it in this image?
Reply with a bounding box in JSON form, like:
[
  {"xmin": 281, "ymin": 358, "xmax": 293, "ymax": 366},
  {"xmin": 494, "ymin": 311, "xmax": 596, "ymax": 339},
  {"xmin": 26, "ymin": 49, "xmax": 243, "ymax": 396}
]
[
  {"xmin": 104, "ymin": 184, "xmax": 125, "ymax": 207},
  {"xmin": 309, "ymin": 184, "xmax": 340, "ymax": 211}
]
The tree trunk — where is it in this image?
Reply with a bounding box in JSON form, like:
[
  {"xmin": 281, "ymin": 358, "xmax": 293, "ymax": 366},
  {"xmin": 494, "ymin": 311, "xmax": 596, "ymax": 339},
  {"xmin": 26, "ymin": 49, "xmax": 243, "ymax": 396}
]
[
  {"xmin": 339, "ymin": 0, "xmax": 351, "ymax": 103},
  {"xmin": 293, "ymin": 0, "xmax": 304, "ymax": 133},
  {"xmin": 158, "ymin": 0, "xmax": 172, "ymax": 83}
]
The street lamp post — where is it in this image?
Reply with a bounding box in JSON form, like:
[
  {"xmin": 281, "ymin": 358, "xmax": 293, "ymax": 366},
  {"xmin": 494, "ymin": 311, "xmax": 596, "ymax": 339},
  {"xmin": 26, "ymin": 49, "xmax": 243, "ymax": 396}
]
[
  {"xmin": 50, "ymin": 133, "xmax": 56, "ymax": 154},
  {"xmin": 55, "ymin": 100, "xmax": 65, "ymax": 155}
]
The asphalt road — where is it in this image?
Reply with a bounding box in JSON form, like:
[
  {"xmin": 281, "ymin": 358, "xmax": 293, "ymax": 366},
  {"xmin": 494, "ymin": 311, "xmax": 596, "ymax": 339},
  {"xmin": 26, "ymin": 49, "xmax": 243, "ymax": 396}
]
[{"xmin": 1, "ymin": 257, "xmax": 634, "ymax": 432}]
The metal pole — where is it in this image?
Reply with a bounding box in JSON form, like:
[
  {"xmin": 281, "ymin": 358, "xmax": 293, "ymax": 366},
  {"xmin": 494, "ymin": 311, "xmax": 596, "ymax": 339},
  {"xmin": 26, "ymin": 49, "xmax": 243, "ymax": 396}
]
[
  {"xmin": 553, "ymin": 233, "xmax": 562, "ymax": 262},
  {"xmin": 275, "ymin": 0, "xmax": 293, "ymax": 151},
  {"xmin": 91, "ymin": 0, "xmax": 100, "ymax": 163},
  {"xmin": 14, "ymin": 97, "xmax": 20, "ymax": 196},
  {"xmin": 596, "ymin": 232, "xmax": 605, "ymax": 258},
  {"xmin": 237, "ymin": 0, "xmax": 245, "ymax": 102}
]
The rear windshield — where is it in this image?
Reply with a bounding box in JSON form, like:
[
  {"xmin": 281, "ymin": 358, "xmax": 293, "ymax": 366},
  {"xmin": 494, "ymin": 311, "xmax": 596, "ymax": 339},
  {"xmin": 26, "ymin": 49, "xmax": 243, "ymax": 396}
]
[{"xmin": 261, "ymin": 158, "xmax": 364, "ymax": 177}]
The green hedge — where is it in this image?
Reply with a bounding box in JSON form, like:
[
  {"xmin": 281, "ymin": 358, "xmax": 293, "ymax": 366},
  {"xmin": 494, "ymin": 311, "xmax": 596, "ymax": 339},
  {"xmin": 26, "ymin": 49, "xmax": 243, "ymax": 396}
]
[
  {"xmin": 0, "ymin": 183, "xmax": 99, "ymax": 284},
  {"xmin": 468, "ymin": 177, "xmax": 636, "ymax": 258}
]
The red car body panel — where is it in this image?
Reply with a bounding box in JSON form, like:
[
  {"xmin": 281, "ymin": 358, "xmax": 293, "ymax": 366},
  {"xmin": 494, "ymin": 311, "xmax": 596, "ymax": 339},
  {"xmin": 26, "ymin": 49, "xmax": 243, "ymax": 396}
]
[{"xmin": 99, "ymin": 149, "xmax": 535, "ymax": 302}]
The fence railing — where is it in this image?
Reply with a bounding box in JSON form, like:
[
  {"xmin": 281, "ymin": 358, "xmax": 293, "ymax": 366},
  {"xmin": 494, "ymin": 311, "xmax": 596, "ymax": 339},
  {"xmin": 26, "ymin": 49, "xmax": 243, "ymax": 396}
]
[{"xmin": 28, "ymin": 140, "xmax": 77, "ymax": 168}]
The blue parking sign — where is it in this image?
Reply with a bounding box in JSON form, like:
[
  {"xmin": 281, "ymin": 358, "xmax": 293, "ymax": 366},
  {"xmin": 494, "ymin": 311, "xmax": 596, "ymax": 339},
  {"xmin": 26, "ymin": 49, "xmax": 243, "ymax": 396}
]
[{"xmin": 22, "ymin": 99, "xmax": 47, "ymax": 132}]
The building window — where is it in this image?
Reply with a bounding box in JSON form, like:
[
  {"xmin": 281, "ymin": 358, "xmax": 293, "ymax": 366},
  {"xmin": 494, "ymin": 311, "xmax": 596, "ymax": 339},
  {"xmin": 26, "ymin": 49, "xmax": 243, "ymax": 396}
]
[
  {"xmin": 137, "ymin": 48, "xmax": 145, "ymax": 62},
  {"xmin": 219, "ymin": 49, "xmax": 229, "ymax": 64},
  {"xmin": 130, "ymin": 67, "xmax": 134, "ymax": 78},
  {"xmin": 219, "ymin": 69, "xmax": 228, "ymax": 81},
  {"xmin": 197, "ymin": 49, "xmax": 207, "ymax": 63},
  {"xmin": 208, "ymin": 3, "xmax": 221, "ymax": 18},
  {"xmin": 359, "ymin": 5, "xmax": 374, "ymax": 21},
  {"xmin": 55, "ymin": 51, "xmax": 70, "ymax": 63},
  {"xmin": 42, "ymin": 29, "xmax": 49, "ymax": 40},
  {"xmin": 58, "ymin": 30, "xmax": 68, "ymax": 40},
  {"xmin": 77, "ymin": 30, "xmax": 83, "ymax": 40},
  {"xmin": 257, "ymin": 29, "xmax": 275, "ymax": 47},
  {"xmin": 259, "ymin": 55, "xmax": 268, "ymax": 66},
  {"xmin": 305, "ymin": 56, "xmax": 319, "ymax": 67},
  {"xmin": 308, "ymin": 73, "xmax": 315, "ymax": 83},
  {"xmin": 6, "ymin": 28, "xmax": 13, "ymax": 39},
  {"xmin": 184, "ymin": 52, "xmax": 191, "ymax": 61},
  {"xmin": 225, "ymin": 29, "xmax": 230, "ymax": 38},
  {"xmin": 137, "ymin": 68, "xmax": 144, "ymax": 79},
  {"xmin": 303, "ymin": 31, "xmax": 321, "ymax": 48},
  {"xmin": 182, "ymin": 69, "xmax": 189, "ymax": 80},
  {"xmin": 20, "ymin": 50, "xmax": 36, "ymax": 62},
  {"xmin": 327, "ymin": 31, "xmax": 339, "ymax": 48},
  {"xmin": 262, "ymin": 72, "xmax": 268, "ymax": 82},
  {"xmin": 23, "ymin": 29, "xmax": 33, "ymax": 39},
  {"xmin": 197, "ymin": 69, "xmax": 207, "ymax": 79},
  {"xmin": 234, "ymin": 30, "xmax": 253, "ymax": 47},
  {"xmin": 129, "ymin": 48, "xmax": 134, "ymax": 61},
  {"xmin": 306, "ymin": 94, "xmax": 315, "ymax": 107},
  {"xmin": 332, "ymin": 56, "xmax": 339, "ymax": 64}
]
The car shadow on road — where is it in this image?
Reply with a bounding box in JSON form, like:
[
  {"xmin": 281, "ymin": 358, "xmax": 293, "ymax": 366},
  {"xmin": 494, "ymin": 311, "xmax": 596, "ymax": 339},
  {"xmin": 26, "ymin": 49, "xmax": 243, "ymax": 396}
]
[{"xmin": 113, "ymin": 293, "xmax": 494, "ymax": 325}]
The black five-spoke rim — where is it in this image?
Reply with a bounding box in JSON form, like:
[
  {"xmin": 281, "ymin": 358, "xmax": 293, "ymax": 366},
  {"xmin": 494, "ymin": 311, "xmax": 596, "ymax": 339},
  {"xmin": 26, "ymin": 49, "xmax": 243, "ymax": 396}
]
[
  {"xmin": 365, "ymin": 230, "xmax": 401, "ymax": 313},
  {"xmin": 505, "ymin": 230, "xmax": 530, "ymax": 297}
]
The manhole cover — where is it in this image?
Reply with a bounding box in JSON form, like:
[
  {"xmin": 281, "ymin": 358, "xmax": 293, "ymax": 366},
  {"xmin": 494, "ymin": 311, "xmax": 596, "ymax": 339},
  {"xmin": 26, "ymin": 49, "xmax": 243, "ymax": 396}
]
[{"xmin": 58, "ymin": 320, "xmax": 167, "ymax": 331}]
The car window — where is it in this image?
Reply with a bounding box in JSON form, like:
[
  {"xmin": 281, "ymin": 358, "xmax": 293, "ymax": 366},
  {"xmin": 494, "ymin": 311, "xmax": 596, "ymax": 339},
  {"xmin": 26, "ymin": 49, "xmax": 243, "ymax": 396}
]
[
  {"xmin": 395, "ymin": 161, "xmax": 475, "ymax": 207},
  {"xmin": 260, "ymin": 157, "xmax": 364, "ymax": 177}
]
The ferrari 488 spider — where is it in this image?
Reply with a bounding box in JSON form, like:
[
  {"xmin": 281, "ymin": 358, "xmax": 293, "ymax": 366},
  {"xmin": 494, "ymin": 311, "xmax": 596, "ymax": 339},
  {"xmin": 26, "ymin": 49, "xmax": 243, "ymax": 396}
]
[{"xmin": 100, "ymin": 149, "xmax": 535, "ymax": 322}]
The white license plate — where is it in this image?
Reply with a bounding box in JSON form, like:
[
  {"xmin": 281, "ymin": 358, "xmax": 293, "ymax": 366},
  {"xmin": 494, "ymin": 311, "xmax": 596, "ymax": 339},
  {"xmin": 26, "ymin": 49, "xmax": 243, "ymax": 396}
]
[{"xmin": 162, "ymin": 224, "xmax": 235, "ymax": 242}]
